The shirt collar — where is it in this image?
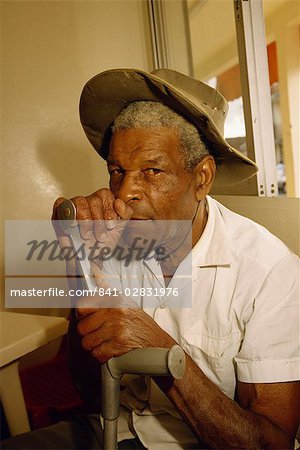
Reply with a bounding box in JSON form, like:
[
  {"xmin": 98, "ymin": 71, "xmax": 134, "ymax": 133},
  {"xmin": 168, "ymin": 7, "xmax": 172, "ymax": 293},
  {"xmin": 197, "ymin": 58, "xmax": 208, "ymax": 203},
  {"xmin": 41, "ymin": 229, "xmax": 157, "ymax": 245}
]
[
  {"xmin": 192, "ymin": 195, "xmax": 233, "ymax": 268},
  {"xmin": 143, "ymin": 195, "xmax": 233, "ymax": 277}
]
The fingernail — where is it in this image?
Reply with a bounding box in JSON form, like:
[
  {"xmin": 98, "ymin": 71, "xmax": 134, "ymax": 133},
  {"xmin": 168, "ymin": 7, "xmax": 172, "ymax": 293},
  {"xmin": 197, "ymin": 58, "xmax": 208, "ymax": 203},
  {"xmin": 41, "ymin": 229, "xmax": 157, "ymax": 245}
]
[
  {"xmin": 85, "ymin": 230, "xmax": 94, "ymax": 240},
  {"xmin": 106, "ymin": 219, "xmax": 117, "ymax": 230},
  {"xmin": 99, "ymin": 232, "xmax": 107, "ymax": 243}
]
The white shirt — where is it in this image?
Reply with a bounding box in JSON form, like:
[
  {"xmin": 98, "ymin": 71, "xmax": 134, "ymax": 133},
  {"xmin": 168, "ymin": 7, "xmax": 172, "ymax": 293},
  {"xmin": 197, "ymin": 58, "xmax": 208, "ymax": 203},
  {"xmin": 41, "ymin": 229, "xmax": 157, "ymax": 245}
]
[{"xmin": 102, "ymin": 195, "xmax": 300, "ymax": 449}]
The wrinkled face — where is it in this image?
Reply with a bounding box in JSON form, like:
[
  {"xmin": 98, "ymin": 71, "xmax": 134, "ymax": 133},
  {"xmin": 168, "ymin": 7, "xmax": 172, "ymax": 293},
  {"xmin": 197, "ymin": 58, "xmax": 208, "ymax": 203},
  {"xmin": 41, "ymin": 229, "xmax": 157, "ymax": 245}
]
[{"xmin": 107, "ymin": 127, "xmax": 199, "ymax": 221}]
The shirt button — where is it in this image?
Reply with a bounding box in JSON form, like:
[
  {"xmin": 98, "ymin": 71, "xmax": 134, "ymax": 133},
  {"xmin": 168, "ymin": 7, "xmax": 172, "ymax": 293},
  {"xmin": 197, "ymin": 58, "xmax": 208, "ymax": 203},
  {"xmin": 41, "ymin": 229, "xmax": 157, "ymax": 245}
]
[{"xmin": 160, "ymin": 303, "xmax": 166, "ymax": 309}]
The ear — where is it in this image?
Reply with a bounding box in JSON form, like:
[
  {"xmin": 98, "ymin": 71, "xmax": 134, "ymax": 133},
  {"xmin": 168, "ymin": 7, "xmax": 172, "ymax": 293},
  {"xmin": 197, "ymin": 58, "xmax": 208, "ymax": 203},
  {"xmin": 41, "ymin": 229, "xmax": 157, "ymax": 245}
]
[{"xmin": 194, "ymin": 155, "xmax": 216, "ymax": 201}]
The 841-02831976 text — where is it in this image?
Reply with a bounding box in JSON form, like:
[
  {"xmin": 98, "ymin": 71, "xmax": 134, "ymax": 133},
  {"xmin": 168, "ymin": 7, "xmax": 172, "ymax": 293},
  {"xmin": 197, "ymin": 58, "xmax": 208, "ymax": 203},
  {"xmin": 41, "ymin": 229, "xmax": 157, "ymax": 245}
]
[{"xmin": 95, "ymin": 287, "xmax": 179, "ymax": 297}]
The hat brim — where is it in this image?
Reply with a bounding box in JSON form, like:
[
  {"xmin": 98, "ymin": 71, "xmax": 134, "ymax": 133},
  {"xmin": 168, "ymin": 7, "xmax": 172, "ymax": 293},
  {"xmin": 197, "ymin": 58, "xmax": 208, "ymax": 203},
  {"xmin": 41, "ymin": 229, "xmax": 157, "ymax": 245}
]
[{"xmin": 79, "ymin": 68, "xmax": 258, "ymax": 187}]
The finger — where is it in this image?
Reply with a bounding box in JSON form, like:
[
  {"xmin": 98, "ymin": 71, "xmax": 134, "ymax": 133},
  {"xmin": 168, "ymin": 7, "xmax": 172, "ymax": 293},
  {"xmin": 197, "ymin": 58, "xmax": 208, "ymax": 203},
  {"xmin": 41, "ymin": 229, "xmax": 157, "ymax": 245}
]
[
  {"xmin": 87, "ymin": 197, "xmax": 106, "ymax": 241},
  {"xmin": 88, "ymin": 196, "xmax": 104, "ymax": 220},
  {"xmin": 114, "ymin": 199, "xmax": 133, "ymax": 220},
  {"xmin": 86, "ymin": 189, "xmax": 117, "ymax": 222},
  {"xmin": 81, "ymin": 329, "xmax": 104, "ymax": 352},
  {"xmin": 98, "ymin": 203, "xmax": 131, "ymax": 247},
  {"xmin": 91, "ymin": 344, "xmax": 110, "ymax": 363},
  {"xmin": 96, "ymin": 219, "xmax": 129, "ymax": 250},
  {"xmin": 95, "ymin": 189, "xmax": 118, "ymax": 221},
  {"xmin": 70, "ymin": 196, "xmax": 92, "ymax": 220},
  {"xmin": 79, "ymin": 317, "xmax": 125, "ymax": 356},
  {"xmin": 88, "ymin": 189, "xmax": 118, "ymax": 237},
  {"xmin": 80, "ymin": 323, "xmax": 123, "ymax": 355},
  {"xmin": 77, "ymin": 309, "xmax": 106, "ymax": 337},
  {"xmin": 71, "ymin": 196, "xmax": 93, "ymax": 239},
  {"xmin": 91, "ymin": 339, "xmax": 140, "ymax": 363},
  {"xmin": 96, "ymin": 190, "xmax": 118, "ymax": 231},
  {"xmin": 91, "ymin": 340, "xmax": 119, "ymax": 363}
]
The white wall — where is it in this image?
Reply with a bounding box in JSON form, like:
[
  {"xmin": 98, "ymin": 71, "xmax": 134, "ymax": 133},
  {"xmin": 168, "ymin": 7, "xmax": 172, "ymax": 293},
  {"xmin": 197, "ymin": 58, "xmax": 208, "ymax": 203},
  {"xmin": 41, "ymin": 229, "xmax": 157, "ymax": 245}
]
[
  {"xmin": 1, "ymin": 0, "xmax": 154, "ymax": 312},
  {"xmin": 215, "ymin": 196, "xmax": 299, "ymax": 256}
]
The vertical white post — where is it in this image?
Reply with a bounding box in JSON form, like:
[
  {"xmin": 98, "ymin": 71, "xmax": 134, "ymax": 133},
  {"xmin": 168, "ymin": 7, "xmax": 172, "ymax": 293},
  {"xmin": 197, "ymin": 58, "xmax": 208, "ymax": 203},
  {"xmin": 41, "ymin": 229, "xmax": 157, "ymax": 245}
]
[{"xmin": 234, "ymin": 0, "xmax": 278, "ymax": 197}]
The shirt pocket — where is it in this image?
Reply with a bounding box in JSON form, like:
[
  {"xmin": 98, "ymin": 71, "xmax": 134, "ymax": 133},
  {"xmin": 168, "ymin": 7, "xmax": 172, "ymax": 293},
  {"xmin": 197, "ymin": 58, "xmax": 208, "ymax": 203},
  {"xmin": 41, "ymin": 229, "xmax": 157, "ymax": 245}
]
[{"xmin": 180, "ymin": 330, "xmax": 241, "ymax": 370}]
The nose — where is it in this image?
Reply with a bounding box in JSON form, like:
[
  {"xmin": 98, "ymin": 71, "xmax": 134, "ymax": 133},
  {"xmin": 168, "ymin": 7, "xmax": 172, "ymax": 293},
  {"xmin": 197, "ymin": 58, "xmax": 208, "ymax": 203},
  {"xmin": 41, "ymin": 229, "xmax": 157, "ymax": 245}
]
[{"xmin": 115, "ymin": 171, "xmax": 143, "ymax": 204}]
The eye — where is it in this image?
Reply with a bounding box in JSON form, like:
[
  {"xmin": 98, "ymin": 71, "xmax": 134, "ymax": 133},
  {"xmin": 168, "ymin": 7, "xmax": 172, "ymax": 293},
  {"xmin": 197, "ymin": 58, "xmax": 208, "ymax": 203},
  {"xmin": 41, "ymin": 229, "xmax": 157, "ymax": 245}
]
[
  {"xmin": 144, "ymin": 168, "xmax": 162, "ymax": 175},
  {"xmin": 109, "ymin": 168, "xmax": 124, "ymax": 176}
]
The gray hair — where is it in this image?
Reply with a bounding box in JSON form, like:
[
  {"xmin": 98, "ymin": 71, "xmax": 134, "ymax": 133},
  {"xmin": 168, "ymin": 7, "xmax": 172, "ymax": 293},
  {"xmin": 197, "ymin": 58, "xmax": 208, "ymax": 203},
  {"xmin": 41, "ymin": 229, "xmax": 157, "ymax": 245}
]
[{"xmin": 111, "ymin": 101, "xmax": 210, "ymax": 170}]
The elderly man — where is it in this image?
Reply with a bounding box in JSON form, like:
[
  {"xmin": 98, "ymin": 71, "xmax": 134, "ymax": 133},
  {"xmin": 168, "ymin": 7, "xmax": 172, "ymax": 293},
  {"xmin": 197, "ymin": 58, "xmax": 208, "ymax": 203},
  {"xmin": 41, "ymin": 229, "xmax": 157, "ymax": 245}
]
[{"xmin": 3, "ymin": 69, "xmax": 299, "ymax": 449}]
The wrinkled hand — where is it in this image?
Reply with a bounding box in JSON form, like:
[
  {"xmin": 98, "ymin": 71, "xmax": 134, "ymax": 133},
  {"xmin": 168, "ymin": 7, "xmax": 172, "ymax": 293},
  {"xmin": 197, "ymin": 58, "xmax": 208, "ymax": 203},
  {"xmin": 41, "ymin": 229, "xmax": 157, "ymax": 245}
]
[
  {"xmin": 52, "ymin": 188, "xmax": 133, "ymax": 284},
  {"xmin": 51, "ymin": 189, "xmax": 174, "ymax": 363},
  {"xmin": 53, "ymin": 188, "xmax": 133, "ymax": 221},
  {"xmin": 76, "ymin": 296, "xmax": 174, "ymax": 363}
]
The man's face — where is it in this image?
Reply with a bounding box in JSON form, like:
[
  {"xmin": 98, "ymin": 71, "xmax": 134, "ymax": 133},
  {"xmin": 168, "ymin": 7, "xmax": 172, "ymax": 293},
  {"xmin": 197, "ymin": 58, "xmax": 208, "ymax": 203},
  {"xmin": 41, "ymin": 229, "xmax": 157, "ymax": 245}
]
[{"xmin": 107, "ymin": 127, "xmax": 199, "ymax": 221}]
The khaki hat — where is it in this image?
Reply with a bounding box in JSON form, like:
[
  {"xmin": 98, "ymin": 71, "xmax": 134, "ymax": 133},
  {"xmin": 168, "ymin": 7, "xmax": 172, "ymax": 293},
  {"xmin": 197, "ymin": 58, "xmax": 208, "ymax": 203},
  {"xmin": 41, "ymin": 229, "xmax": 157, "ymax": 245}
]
[{"xmin": 79, "ymin": 68, "xmax": 257, "ymax": 187}]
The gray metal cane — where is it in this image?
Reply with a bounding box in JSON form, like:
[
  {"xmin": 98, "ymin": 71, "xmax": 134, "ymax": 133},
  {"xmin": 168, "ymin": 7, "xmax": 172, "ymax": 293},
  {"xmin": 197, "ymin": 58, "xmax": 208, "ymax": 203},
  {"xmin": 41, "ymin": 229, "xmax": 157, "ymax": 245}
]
[{"xmin": 101, "ymin": 346, "xmax": 185, "ymax": 450}]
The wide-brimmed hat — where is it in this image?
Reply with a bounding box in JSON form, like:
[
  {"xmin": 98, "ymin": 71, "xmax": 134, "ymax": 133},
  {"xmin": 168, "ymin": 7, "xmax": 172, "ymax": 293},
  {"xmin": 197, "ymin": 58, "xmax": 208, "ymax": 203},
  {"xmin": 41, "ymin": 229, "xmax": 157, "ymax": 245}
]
[{"xmin": 79, "ymin": 68, "xmax": 257, "ymax": 187}]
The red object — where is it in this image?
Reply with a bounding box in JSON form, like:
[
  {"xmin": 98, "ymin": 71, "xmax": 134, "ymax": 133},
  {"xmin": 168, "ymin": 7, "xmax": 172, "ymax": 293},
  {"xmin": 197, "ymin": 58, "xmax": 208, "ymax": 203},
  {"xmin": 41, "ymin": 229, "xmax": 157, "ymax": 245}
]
[{"xmin": 19, "ymin": 339, "xmax": 93, "ymax": 430}]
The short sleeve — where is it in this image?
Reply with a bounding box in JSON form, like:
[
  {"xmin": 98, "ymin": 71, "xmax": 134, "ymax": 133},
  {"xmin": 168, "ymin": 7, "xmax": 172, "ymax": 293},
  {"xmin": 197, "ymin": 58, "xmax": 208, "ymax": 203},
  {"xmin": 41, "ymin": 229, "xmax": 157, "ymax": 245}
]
[{"xmin": 234, "ymin": 253, "xmax": 300, "ymax": 383}]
